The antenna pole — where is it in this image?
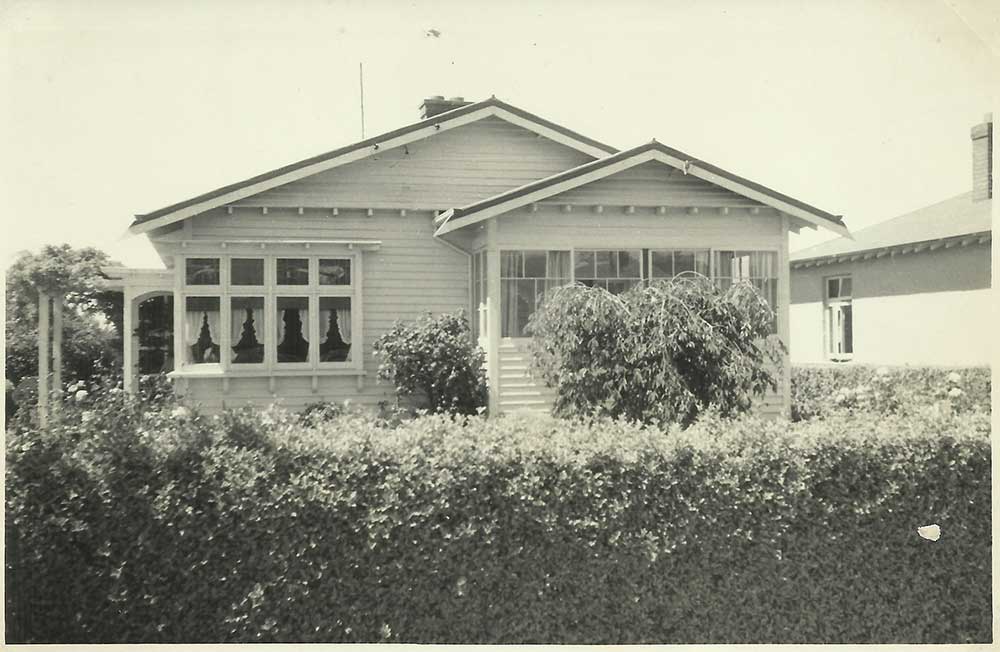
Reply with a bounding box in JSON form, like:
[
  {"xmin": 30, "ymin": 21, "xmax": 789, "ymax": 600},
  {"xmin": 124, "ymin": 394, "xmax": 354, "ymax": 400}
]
[{"xmin": 359, "ymin": 62, "xmax": 366, "ymax": 139}]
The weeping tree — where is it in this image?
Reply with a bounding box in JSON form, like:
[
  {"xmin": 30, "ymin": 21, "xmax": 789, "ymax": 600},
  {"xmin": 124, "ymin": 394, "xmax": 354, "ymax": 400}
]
[
  {"xmin": 5, "ymin": 244, "xmax": 122, "ymax": 387},
  {"xmin": 527, "ymin": 276, "xmax": 784, "ymax": 427}
]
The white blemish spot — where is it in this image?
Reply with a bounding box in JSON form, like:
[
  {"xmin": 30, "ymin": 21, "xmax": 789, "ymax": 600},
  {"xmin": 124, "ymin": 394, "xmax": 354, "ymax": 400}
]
[{"xmin": 917, "ymin": 524, "xmax": 941, "ymax": 541}]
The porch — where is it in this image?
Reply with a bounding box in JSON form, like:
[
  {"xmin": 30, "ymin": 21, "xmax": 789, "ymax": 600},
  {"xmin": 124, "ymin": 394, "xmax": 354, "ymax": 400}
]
[{"xmin": 100, "ymin": 266, "xmax": 175, "ymax": 393}]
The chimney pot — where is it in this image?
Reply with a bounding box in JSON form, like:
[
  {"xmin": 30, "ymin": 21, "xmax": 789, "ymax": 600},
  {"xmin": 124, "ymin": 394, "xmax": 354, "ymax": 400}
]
[{"xmin": 419, "ymin": 95, "xmax": 474, "ymax": 120}]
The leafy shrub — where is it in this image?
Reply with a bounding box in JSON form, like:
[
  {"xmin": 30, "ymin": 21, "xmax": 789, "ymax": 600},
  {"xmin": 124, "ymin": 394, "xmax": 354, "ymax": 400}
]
[
  {"xmin": 528, "ymin": 277, "xmax": 784, "ymax": 426},
  {"xmin": 373, "ymin": 310, "xmax": 487, "ymax": 416},
  {"xmin": 7, "ymin": 404, "xmax": 990, "ymax": 644},
  {"xmin": 791, "ymin": 365, "xmax": 991, "ymax": 421}
]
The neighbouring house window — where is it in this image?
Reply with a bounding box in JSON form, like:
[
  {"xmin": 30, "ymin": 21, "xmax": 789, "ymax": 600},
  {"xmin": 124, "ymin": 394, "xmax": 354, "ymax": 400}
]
[
  {"xmin": 231, "ymin": 258, "xmax": 264, "ymax": 286},
  {"xmin": 714, "ymin": 250, "xmax": 778, "ymax": 332},
  {"xmin": 319, "ymin": 297, "xmax": 352, "ymax": 362},
  {"xmin": 230, "ymin": 296, "xmax": 265, "ymax": 364},
  {"xmin": 276, "ymin": 258, "xmax": 310, "ymax": 285},
  {"xmin": 649, "ymin": 249, "xmax": 710, "ymax": 278},
  {"xmin": 574, "ymin": 250, "xmax": 643, "ymax": 293},
  {"xmin": 501, "ymin": 250, "xmax": 571, "ymax": 337},
  {"xmin": 184, "ymin": 296, "xmax": 221, "ymax": 364},
  {"xmin": 275, "ymin": 297, "xmax": 310, "ymax": 363},
  {"xmin": 185, "ymin": 258, "xmax": 220, "ymax": 285},
  {"xmin": 825, "ymin": 276, "xmax": 853, "ymax": 360},
  {"xmin": 471, "ymin": 251, "xmax": 488, "ymax": 342}
]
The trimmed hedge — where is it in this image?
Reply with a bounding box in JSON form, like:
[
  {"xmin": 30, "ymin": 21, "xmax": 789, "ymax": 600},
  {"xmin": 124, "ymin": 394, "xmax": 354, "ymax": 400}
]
[
  {"xmin": 6, "ymin": 392, "xmax": 991, "ymax": 643},
  {"xmin": 791, "ymin": 365, "xmax": 991, "ymax": 421}
]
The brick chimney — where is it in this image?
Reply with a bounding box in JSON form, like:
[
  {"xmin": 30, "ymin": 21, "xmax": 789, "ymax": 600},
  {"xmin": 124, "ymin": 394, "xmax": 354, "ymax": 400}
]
[
  {"xmin": 420, "ymin": 95, "xmax": 473, "ymax": 120},
  {"xmin": 971, "ymin": 113, "xmax": 992, "ymax": 201}
]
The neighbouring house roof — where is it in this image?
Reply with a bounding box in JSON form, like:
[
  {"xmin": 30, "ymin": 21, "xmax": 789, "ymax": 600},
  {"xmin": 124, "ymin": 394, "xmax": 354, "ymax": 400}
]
[
  {"xmin": 434, "ymin": 140, "xmax": 848, "ymax": 236},
  {"xmin": 791, "ymin": 192, "xmax": 992, "ymax": 266},
  {"xmin": 129, "ymin": 97, "xmax": 619, "ymax": 234}
]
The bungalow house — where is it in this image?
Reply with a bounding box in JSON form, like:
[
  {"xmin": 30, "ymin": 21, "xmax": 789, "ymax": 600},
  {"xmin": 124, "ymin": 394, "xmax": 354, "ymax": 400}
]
[
  {"xmin": 789, "ymin": 114, "xmax": 992, "ymax": 366},
  {"xmin": 102, "ymin": 96, "xmax": 849, "ymax": 416}
]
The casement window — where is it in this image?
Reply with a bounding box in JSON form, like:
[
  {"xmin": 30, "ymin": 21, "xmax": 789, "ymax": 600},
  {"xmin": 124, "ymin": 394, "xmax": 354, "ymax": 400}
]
[
  {"xmin": 825, "ymin": 275, "xmax": 853, "ymax": 360},
  {"xmin": 500, "ymin": 250, "xmax": 571, "ymax": 337},
  {"xmin": 497, "ymin": 247, "xmax": 780, "ymax": 338},
  {"xmin": 574, "ymin": 249, "xmax": 643, "ymax": 294},
  {"xmin": 179, "ymin": 254, "xmax": 360, "ymax": 373}
]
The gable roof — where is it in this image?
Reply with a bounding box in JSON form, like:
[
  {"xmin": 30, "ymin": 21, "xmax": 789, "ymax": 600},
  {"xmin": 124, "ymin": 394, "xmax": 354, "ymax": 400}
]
[
  {"xmin": 791, "ymin": 192, "xmax": 992, "ymax": 263},
  {"xmin": 129, "ymin": 97, "xmax": 618, "ymax": 234},
  {"xmin": 434, "ymin": 140, "xmax": 848, "ymax": 236}
]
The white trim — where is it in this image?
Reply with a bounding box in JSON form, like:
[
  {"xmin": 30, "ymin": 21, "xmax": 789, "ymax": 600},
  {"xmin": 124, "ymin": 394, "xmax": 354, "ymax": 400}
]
[
  {"xmin": 129, "ymin": 105, "xmax": 610, "ymax": 235},
  {"xmin": 435, "ymin": 149, "xmax": 849, "ymax": 237}
]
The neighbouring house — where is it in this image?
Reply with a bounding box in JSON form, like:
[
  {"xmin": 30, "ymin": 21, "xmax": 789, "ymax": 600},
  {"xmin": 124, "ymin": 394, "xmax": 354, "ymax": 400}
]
[
  {"xmin": 790, "ymin": 114, "xmax": 993, "ymax": 366},
  {"xmin": 101, "ymin": 95, "xmax": 848, "ymax": 416}
]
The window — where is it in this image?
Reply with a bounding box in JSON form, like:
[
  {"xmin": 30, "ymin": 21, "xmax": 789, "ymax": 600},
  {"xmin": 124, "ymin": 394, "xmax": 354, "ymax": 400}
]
[
  {"xmin": 500, "ymin": 250, "xmax": 571, "ymax": 337},
  {"xmin": 493, "ymin": 247, "xmax": 781, "ymax": 339},
  {"xmin": 574, "ymin": 250, "xmax": 643, "ymax": 293},
  {"xmin": 184, "ymin": 296, "xmax": 221, "ymax": 364},
  {"xmin": 714, "ymin": 250, "xmax": 778, "ymax": 332},
  {"xmin": 319, "ymin": 258, "xmax": 351, "ymax": 286},
  {"xmin": 275, "ymin": 296, "xmax": 310, "ymax": 364},
  {"xmin": 276, "ymin": 258, "xmax": 309, "ymax": 285},
  {"xmin": 825, "ymin": 276, "xmax": 853, "ymax": 360},
  {"xmin": 319, "ymin": 297, "xmax": 352, "ymax": 362},
  {"xmin": 649, "ymin": 249, "xmax": 710, "ymax": 279},
  {"xmin": 185, "ymin": 258, "xmax": 220, "ymax": 285},
  {"xmin": 178, "ymin": 253, "xmax": 360, "ymax": 373},
  {"xmin": 231, "ymin": 258, "xmax": 264, "ymax": 286},
  {"xmin": 230, "ymin": 296, "xmax": 264, "ymax": 364}
]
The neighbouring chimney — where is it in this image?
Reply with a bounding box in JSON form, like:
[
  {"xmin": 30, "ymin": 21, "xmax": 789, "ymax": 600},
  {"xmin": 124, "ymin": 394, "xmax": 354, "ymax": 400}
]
[
  {"xmin": 420, "ymin": 95, "xmax": 473, "ymax": 120},
  {"xmin": 971, "ymin": 112, "xmax": 992, "ymax": 201}
]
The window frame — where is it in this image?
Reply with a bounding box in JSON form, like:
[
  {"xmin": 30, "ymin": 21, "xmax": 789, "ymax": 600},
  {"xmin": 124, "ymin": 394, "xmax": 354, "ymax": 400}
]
[
  {"xmin": 176, "ymin": 252, "xmax": 363, "ymax": 376},
  {"xmin": 824, "ymin": 274, "xmax": 853, "ymax": 361}
]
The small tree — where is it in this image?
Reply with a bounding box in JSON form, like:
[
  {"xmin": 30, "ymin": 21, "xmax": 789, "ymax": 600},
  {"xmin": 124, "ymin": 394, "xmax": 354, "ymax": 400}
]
[
  {"xmin": 373, "ymin": 310, "xmax": 487, "ymax": 416},
  {"xmin": 5, "ymin": 244, "xmax": 122, "ymax": 386},
  {"xmin": 527, "ymin": 276, "xmax": 784, "ymax": 426}
]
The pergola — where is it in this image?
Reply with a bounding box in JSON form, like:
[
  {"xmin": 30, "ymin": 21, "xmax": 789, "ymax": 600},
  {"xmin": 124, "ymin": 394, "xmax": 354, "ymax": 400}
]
[{"xmin": 34, "ymin": 266, "xmax": 174, "ymax": 424}]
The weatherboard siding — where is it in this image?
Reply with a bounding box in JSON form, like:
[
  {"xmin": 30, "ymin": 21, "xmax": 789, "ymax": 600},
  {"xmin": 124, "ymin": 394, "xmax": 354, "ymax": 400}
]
[
  {"xmin": 230, "ymin": 117, "xmax": 595, "ymax": 211},
  {"xmin": 546, "ymin": 160, "xmax": 766, "ymax": 208},
  {"xmin": 174, "ymin": 208, "xmax": 468, "ymax": 412}
]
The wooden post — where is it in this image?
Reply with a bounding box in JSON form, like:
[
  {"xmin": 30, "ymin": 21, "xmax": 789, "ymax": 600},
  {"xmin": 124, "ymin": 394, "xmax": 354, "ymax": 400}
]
[
  {"xmin": 778, "ymin": 214, "xmax": 792, "ymax": 418},
  {"xmin": 52, "ymin": 294, "xmax": 63, "ymax": 407},
  {"xmin": 486, "ymin": 220, "xmax": 502, "ymax": 415},
  {"xmin": 123, "ymin": 288, "xmax": 136, "ymax": 393},
  {"xmin": 37, "ymin": 292, "xmax": 50, "ymax": 426}
]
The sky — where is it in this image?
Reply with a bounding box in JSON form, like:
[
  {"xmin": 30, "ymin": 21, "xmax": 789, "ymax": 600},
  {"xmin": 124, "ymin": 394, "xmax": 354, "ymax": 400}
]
[{"xmin": 1, "ymin": 0, "xmax": 997, "ymax": 270}]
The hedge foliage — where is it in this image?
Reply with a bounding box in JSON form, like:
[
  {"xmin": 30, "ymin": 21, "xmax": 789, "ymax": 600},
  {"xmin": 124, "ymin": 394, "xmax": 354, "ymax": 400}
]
[
  {"xmin": 791, "ymin": 365, "xmax": 991, "ymax": 421},
  {"xmin": 528, "ymin": 278, "xmax": 783, "ymax": 426},
  {"xmin": 7, "ymin": 390, "xmax": 991, "ymax": 644}
]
